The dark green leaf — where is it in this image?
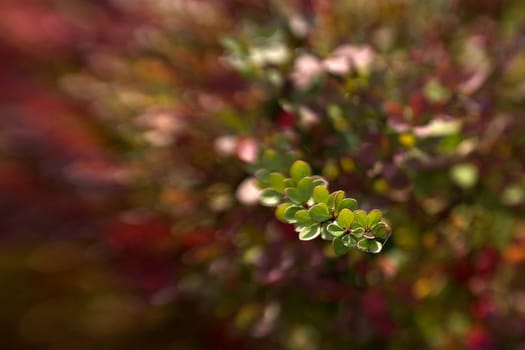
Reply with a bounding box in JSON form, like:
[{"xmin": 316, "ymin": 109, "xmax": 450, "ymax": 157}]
[
  {"xmin": 286, "ymin": 188, "xmax": 303, "ymax": 205},
  {"xmin": 320, "ymin": 225, "xmax": 334, "ymax": 240},
  {"xmin": 337, "ymin": 198, "xmax": 358, "ymax": 212},
  {"xmin": 294, "ymin": 209, "xmax": 314, "ymax": 226},
  {"xmin": 255, "ymin": 169, "xmax": 271, "ymax": 183},
  {"xmin": 372, "ymin": 222, "xmax": 391, "ymax": 240},
  {"xmin": 262, "ymin": 149, "xmax": 280, "ymax": 171},
  {"xmin": 341, "ymin": 234, "xmax": 357, "ymax": 248},
  {"xmin": 284, "ymin": 178, "xmax": 295, "ymax": 188},
  {"xmin": 333, "ymin": 237, "xmax": 350, "ymax": 256}
]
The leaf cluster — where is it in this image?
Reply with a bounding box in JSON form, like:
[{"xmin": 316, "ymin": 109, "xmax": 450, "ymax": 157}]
[{"xmin": 257, "ymin": 159, "xmax": 391, "ymax": 255}]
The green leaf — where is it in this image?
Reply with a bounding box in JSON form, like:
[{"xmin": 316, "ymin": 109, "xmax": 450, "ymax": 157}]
[
  {"xmin": 294, "ymin": 224, "xmax": 306, "ymax": 233},
  {"xmin": 261, "ymin": 149, "xmax": 280, "ymax": 171},
  {"xmin": 363, "ymin": 232, "xmax": 375, "ymax": 239},
  {"xmin": 337, "ymin": 208, "xmax": 354, "ymax": 229},
  {"xmin": 312, "ymin": 176, "xmax": 328, "ymax": 187},
  {"xmin": 320, "ymin": 225, "xmax": 335, "ymax": 240},
  {"xmin": 327, "ymin": 222, "xmax": 346, "ymax": 237},
  {"xmin": 357, "ymin": 239, "xmax": 383, "ymax": 253},
  {"xmin": 372, "ymin": 222, "xmax": 391, "ymax": 240},
  {"xmin": 351, "ymin": 227, "xmax": 364, "ymax": 239},
  {"xmin": 312, "ymin": 185, "xmax": 330, "ymax": 204},
  {"xmin": 290, "ymin": 160, "xmax": 311, "ymax": 182},
  {"xmin": 284, "ymin": 178, "xmax": 295, "ymax": 188},
  {"xmin": 327, "ymin": 190, "xmax": 345, "ymax": 211},
  {"xmin": 308, "ymin": 203, "xmax": 331, "ymax": 222},
  {"xmin": 283, "ymin": 205, "xmax": 302, "ymax": 223},
  {"xmin": 260, "ymin": 188, "xmax": 282, "ymax": 206},
  {"xmin": 333, "ymin": 237, "xmax": 350, "ymax": 256},
  {"xmin": 255, "ymin": 169, "xmax": 271, "ymax": 183},
  {"xmin": 286, "ymin": 188, "xmax": 303, "ymax": 205},
  {"xmin": 353, "ymin": 210, "xmax": 368, "ymax": 227},
  {"xmin": 337, "ymin": 198, "xmax": 358, "ymax": 212},
  {"xmin": 298, "ymin": 224, "xmax": 321, "ymax": 240},
  {"xmin": 367, "ymin": 209, "xmax": 382, "ymax": 227},
  {"xmin": 275, "ymin": 203, "xmax": 292, "ymax": 222},
  {"xmin": 341, "ymin": 234, "xmax": 357, "ymax": 248},
  {"xmin": 294, "ymin": 210, "xmax": 314, "ymax": 226},
  {"xmin": 297, "ymin": 177, "xmax": 315, "ymax": 202},
  {"xmin": 269, "ymin": 172, "xmax": 287, "ymax": 193}
]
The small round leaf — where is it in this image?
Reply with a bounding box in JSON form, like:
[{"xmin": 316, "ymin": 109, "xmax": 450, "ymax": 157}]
[
  {"xmin": 312, "ymin": 185, "xmax": 330, "ymax": 204},
  {"xmin": 312, "ymin": 176, "xmax": 328, "ymax": 187},
  {"xmin": 269, "ymin": 172, "xmax": 287, "ymax": 193},
  {"xmin": 341, "ymin": 234, "xmax": 357, "ymax": 248},
  {"xmin": 297, "ymin": 177, "xmax": 315, "ymax": 202},
  {"xmin": 284, "ymin": 178, "xmax": 295, "ymax": 188},
  {"xmin": 255, "ymin": 169, "xmax": 271, "ymax": 183},
  {"xmin": 367, "ymin": 209, "xmax": 382, "ymax": 227},
  {"xmin": 327, "ymin": 190, "xmax": 345, "ymax": 211},
  {"xmin": 353, "ymin": 210, "xmax": 368, "ymax": 228},
  {"xmin": 261, "ymin": 149, "xmax": 280, "ymax": 170},
  {"xmin": 333, "ymin": 237, "xmax": 350, "ymax": 256},
  {"xmin": 298, "ymin": 224, "xmax": 321, "ymax": 241},
  {"xmin": 286, "ymin": 188, "xmax": 303, "ymax": 205},
  {"xmin": 357, "ymin": 239, "xmax": 383, "ymax": 253},
  {"xmin": 337, "ymin": 208, "xmax": 354, "ymax": 229},
  {"xmin": 260, "ymin": 188, "xmax": 282, "ymax": 206},
  {"xmin": 283, "ymin": 205, "xmax": 302, "ymax": 223},
  {"xmin": 327, "ymin": 223, "xmax": 346, "ymax": 237},
  {"xmin": 308, "ymin": 203, "xmax": 331, "ymax": 222},
  {"xmin": 275, "ymin": 203, "xmax": 292, "ymax": 222},
  {"xmin": 290, "ymin": 160, "xmax": 311, "ymax": 182},
  {"xmin": 351, "ymin": 227, "xmax": 364, "ymax": 239},
  {"xmin": 372, "ymin": 222, "xmax": 391, "ymax": 240},
  {"xmin": 337, "ymin": 198, "xmax": 358, "ymax": 212},
  {"xmin": 294, "ymin": 210, "xmax": 314, "ymax": 226},
  {"xmin": 320, "ymin": 225, "xmax": 335, "ymax": 240}
]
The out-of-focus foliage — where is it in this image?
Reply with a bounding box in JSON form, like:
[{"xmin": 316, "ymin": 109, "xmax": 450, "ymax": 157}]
[{"xmin": 0, "ymin": 0, "xmax": 525, "ymax": 349}]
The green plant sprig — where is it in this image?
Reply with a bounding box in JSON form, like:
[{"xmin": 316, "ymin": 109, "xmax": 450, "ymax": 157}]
[{"xmin": 257, "ymin": 160, "xmax": 391, "ymax": 255}]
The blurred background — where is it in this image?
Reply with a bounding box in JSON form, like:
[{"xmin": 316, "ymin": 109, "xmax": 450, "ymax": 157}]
[{"xmin": 1, "ymin": 0, "xmax": 524, "ymax": 349}]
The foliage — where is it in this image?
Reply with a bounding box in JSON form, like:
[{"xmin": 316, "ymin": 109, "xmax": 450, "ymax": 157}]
[
  {"xmin": 257, "ymin": 157, "xmax": 391, "ymax": 254},
  {"xmin": 1, "ymin": 1, "xmax": 525, "ymax": 350}
]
